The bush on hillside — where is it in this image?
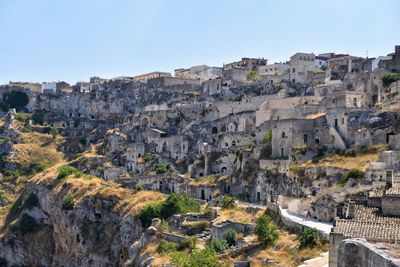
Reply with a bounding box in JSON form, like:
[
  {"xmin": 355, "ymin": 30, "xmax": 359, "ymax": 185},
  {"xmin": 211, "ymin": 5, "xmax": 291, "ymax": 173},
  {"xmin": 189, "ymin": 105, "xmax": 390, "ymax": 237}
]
[
  {"xmin": 299, "ymin": 228, "xmax": 320, "ymax": 248},
  {"xmin": 382, "ymin": 71, "xmax": 400, "ymax": 87},
  {"xmin": 221, "ymin": 195, "xmax": 236, "ymax": 209},
  {"xmin": 254, "ymin": 215, "xmax": 279, "ymax": 248},
  {"xmin": 57, "ymin": 165, "xmax": 81, "ymax": 180},
  {"xmin": 1, "ymin": 91, "xmax": 29, "ymax": 112},
  {"xmin": 138, "ymin": 193, "xmax": 200, "ymax": 227}
]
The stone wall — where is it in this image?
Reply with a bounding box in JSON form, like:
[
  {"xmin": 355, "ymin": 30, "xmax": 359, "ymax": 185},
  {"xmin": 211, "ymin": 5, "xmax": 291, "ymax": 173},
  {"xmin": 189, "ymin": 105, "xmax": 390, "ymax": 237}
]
[
  {"xmin": 337, "ymin": 238, "xmax": 400, "ymax": 267},
  {"xmin": 211, "ymin": 221, "xmax": 254, "ymax": 240}
]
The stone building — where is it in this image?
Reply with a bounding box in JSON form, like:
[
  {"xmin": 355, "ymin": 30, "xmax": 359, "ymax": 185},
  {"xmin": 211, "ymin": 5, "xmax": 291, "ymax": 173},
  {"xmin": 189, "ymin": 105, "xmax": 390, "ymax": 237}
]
[
  {"xmin": 124, "ymin": 143, "xmax": 145, "ymax": 171},
  {"xmin": 270, "ymin": 116, "xmax": 330, "ymax": 159},
  {"xmin": 378, "ymin": 45, "xmax": 400, "ymax": 72},
  {"xmin": 145, "ymin": 128, "xmax": 188, "ymax": 160},
  {"xmin": 288, "ymin": 52, "xmax": 317, "ymax": 84},
  {"xmin": 223, "ymin": 57, "xmax": 267, "ymax": 71},
  {"xmin": 175, "ymin": 65, "xmax": 222, "ymax": 82},
  {"xmin": 203, "ymin": 77, "xmax": 222, "ymax": 95},
  {"xmin": 132, "ymin": 71, "xmax": 171, "ymax": 83}
]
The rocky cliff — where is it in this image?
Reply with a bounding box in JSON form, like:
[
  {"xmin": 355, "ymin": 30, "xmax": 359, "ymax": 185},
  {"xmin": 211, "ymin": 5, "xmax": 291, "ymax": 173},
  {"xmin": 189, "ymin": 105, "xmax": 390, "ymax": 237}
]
[{"xmin": 0, "ymin": 167, "xmax": 164, "ymax": 267}]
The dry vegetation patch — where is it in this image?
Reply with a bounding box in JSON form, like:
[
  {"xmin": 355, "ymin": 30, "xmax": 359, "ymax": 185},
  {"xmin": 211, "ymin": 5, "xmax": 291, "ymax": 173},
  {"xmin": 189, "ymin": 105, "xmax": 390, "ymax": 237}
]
[
  {"xmin": 232, "ymin": 231, "xmax": 329, "ymax": 267},
  {"xmin": 294, "ymin": 153, "xmax": 378, "ymax": 171},
  {"xmin": 216, "ymin": 205, "xmax": 265, "ymax": 224}
]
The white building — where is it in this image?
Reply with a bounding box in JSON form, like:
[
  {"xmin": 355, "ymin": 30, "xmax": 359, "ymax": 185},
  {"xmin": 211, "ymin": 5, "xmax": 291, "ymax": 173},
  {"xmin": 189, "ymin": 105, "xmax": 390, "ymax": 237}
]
[
  {"xmin": 315, "ymin": 56, "xmax": 328, "ymax": 69},
  {"xmin": 41, "ymin": 82, "xmax": 57, "ymax": 94},
  {"xmin": 175, "ymin": 65, "xmax": 222, "ymax": 82}
]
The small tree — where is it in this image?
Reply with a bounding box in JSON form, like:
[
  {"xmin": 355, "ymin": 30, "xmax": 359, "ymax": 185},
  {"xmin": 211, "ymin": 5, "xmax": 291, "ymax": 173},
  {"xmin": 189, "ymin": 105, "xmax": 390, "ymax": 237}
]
[
  {"xmin": 382, "ymin": 71, "xmax": 400, "ymax": 87},
  {"xmin": 155, "ymin": 163, "xmax": 169, "ymax": 174},
  {"xmin": 208, "ymin": 239, "xmax": 229, "ymax": 253},
  {"xmin": 223, "ymin": 229, "xmax": 236, "ymax": 247},
  {"xmin": 340, "ymin": 168, "xmax": 363, "ymax": 186},
  {"xmin": 262, "ymin": 129, "xmax": 272, "ymax": 143},
  {"xmin": 1, "ymin": 90, "xmax": 29, "ymax": 112},
  {"xmin": 246, "ymin": 70, "xmax": 260, "ymax": 82},
  {"xmin": 221, "ymin": 195, "xmax": 236, "ymax": 209},
  {"xmin": 50, "ymin": 127, "xmax": 59, "ymax": 138},
  {"xmin": 254, "ymin": 215, "xmax": 279, "ymax": 248},
  {"xmin": 299, "ymin": 228, "xmax": 320, "ymax": 248}
]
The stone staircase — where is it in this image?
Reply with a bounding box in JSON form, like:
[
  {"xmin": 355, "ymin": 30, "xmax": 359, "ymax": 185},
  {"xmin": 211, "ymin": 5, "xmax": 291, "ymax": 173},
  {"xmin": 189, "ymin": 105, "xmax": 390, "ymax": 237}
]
[
  {"xmin": 195, "ymin": 229, "xmax": 212, "ymax": 242},
  {"xmin": 329, "ymin": 126, "xmax": 346, "ymax": 149}
]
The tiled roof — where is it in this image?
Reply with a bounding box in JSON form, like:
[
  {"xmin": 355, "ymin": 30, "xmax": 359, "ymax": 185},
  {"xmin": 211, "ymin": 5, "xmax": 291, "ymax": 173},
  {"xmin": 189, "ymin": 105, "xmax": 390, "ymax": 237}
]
[
  {"xmin": 334, "ymin": 219, "xmax": 400, "ymax": 242},
  {"xmin": 333, "ymin": 205, "xmax": 400, "ymax": 242}
]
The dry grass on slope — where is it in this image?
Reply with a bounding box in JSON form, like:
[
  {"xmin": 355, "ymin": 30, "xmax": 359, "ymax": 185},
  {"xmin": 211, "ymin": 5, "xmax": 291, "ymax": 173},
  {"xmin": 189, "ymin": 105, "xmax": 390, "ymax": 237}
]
[
  {"xmin": 31, "ymin": 166, "xmax": 165, "ymax": 216},
  {"xmin": 216, "ymin": 204, "xmax": 266, "ymax": 224},
  {"xmin": 235, "ymin": 231, "xmax": 329, "ymax": 267},
  {"xmin": 293, "ymin": 153, "xmax": 378, "ymax": 171}
]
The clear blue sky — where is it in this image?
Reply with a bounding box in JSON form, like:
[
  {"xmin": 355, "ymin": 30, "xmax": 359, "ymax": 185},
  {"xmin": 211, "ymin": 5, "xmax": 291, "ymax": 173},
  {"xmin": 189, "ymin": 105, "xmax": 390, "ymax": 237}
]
[{"xmin": 0, "ymin": 0, "xmax": 399, "ymax": 84}]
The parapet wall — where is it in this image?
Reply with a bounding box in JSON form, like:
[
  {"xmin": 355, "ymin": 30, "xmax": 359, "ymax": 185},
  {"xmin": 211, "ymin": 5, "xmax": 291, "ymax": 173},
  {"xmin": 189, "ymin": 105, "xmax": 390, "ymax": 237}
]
[{"xmin": 337, "ymin": 238, "xmax": 400, "ymax": 267}]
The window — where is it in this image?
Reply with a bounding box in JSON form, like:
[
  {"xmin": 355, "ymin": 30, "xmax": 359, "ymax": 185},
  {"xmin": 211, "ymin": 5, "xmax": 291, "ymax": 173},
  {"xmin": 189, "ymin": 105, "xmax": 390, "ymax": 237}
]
[
  {"xmin": 342, "ymin": 118, "xmax": 345, "ymax": 124},
  {"xmin": 282, "ymin": 132, "xmax": 285, "ymax": 138},
  {"xmin": 281, "ymin": 147, "xmax": 285, "ymax": 158},
  {"xmin": 293, "ymin": 68, "xmax": 296, "ymax": 73},
  {"xmin": 304, "ymin": 134, "xmax": 308, "ymax": 145},
  {"xmin": 353, "ymin": 98, "xmax": 357, "ymax": 107},
  {"xmin": 332, "ymin": 98, "xmax": 336, "ymax": 104}
]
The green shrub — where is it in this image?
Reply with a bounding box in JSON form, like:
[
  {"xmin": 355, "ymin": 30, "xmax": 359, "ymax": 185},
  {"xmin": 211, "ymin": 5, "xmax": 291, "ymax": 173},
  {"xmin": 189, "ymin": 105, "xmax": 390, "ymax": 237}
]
[
  {"xmin": 62, "ymin": 194, "xmax": 74, "ymax": 210},
  {"xmin": 135, "ymin": 183, "xmax": 144, "ymax": 191},
  {"xmin": 22, "ymin": 125, "xmax": 33, "ymax": 133},
  {"xmin": 246, "ymin": 70, "xmax": 260, "ymax": 82},
  {"xmin": 177, "ymin": 236, "xmax": 198, "ymax": 252},
  {"xmin": 221, "ymin": 195, "xmax": 236, "ymax": 209},
  {"xmin": 1, "ymin": 90, "xmax": 29, "ymax": 112},
  {"xmin": 143, "ymin": 155, "xmax": 152, "ymax": 163},
  {"xmin": 340, "ymin": 168, "xmax": 363, "ymax": 186},
  {"xmin": 155, "ymin": 163, "xmax": 169, "ymax": 174},
  {"xmin": 15, "ymin": 113, "xmax": 30, "ymax": 123},
  {"xmin": 129, "ymin": 169, "xmax": 139, "ymax": 176},
  {"xmin": 382, "ymin": 71, "xmax": 400, "ymax": 87},
  {"xmin": 158, "ymin": 240, "xmax": 178, "ymax": 253},
  {"xmin": 57, "ymin": 165, "xmax": 80, "ymax": 180},
  {"xmin": 50, "ymin": 127, "xmax": 59, "ymax": 138},
  {"xmin": 0, "ymin": 189, "xmax": 5, "ymax": 200},
  {"xmin": 207, "ymin": 239, "xmax": 229, "ymax": 253},
  {"xmin": 299, "ymin": 228, "xmax": 320, "ymax": 248},
  {"xmin": 31, "ymin": 111, "xmax": 45, "ymax": 125},
  {"xmin": 254, "ymin": 215, "xmax": 279, "ymax": 248},
  {"xmin": 204, "ymin": 207, "xmax": 217, "ymax": 219},
  {"xmin": 161, "ymin": 193, "xmax": 200, "ymax": 219},
  {"xmin": 18, "ymin": 214, "xmax": 38, "ymax": 235},
  {"xmin": 262, "ymin": 129, "xmax": 272, "ymax": 143},
  {"xmin": 138, "ymin": 201, "xmax": 163, "ymax": 227},
  {"xmin": 20, "ymin": 162, "xmax": 44, "ymax": 176},
  {"xmin": 171, "ymin": 248, "xmax": 223, "ymax": 267},
  {"xmin": 228, "ymin": 95, "xmax": 242, "ymax": 102},
  {"xmin": 138, "ymin": 194, "xmax": 200, "ymax": 227},
  {"xmin": 223, "ymin": 229, "xmax": 236, "ymax": 247}
]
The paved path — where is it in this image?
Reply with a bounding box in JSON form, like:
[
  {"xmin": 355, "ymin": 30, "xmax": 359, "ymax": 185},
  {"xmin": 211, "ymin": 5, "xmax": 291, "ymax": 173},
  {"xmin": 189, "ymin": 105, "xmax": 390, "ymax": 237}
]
[
  {"xmin": 237, "ymin": 200, "xmax": 333, "ymax": 235},
  {"xmin": 279, "ymin": 207, "xmax": 332, "ymax": 235}
]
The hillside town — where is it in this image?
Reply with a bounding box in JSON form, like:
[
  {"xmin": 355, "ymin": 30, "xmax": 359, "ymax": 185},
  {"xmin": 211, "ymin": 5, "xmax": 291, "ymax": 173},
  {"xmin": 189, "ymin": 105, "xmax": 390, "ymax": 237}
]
[{"xmin": 0, "ymin": 46, "xmax": 400, "ymax": 267}]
